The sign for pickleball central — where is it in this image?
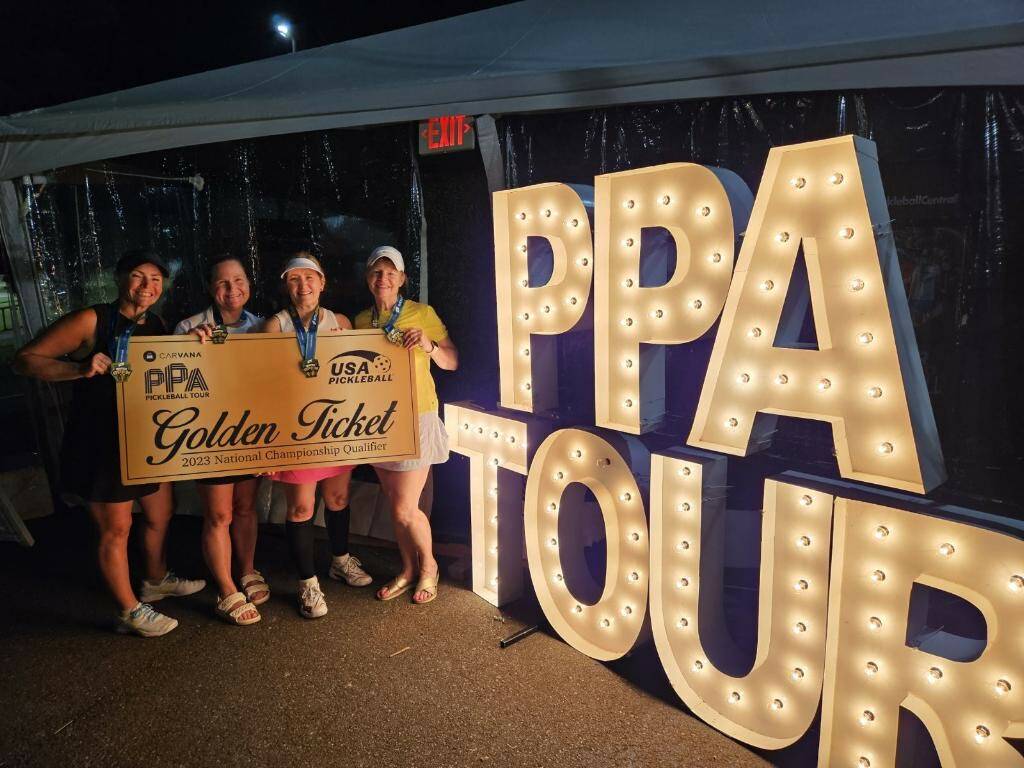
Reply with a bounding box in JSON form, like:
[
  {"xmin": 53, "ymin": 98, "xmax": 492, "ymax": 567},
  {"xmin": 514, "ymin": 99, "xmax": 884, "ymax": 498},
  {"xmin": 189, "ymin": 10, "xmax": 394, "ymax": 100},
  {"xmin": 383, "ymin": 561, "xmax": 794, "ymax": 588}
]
[{"xmin": 115, "ymin": 330, "xmax": 420, "ymax": 483}]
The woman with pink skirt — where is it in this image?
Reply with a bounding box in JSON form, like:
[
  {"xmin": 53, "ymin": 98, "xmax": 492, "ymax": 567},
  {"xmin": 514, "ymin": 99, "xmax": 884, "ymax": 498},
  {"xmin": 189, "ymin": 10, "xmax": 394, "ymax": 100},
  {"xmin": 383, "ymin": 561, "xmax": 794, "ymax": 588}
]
[{"xmin": 263, "ymin": 251, "xmax": 372, "ymax": 619}]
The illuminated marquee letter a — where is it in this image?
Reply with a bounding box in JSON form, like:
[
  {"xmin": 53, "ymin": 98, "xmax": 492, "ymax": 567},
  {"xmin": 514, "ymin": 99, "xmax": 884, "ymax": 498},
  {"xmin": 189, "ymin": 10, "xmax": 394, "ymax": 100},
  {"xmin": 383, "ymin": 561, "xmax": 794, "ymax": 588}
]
[
  {"xmin": 689, "ymin": 136, "xmax": 944, "ymax": 494},
  {"xmin": 494, "ymin": 184, "xmax": 593, "ymax": 412}
]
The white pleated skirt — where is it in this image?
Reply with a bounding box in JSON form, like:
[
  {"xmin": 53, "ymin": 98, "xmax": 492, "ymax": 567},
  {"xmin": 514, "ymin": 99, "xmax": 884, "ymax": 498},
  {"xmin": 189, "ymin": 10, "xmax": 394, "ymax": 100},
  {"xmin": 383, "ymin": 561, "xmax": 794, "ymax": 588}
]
[{"xmin": 371, "ymin": 411, "xmax": 450, "ymax": 472}]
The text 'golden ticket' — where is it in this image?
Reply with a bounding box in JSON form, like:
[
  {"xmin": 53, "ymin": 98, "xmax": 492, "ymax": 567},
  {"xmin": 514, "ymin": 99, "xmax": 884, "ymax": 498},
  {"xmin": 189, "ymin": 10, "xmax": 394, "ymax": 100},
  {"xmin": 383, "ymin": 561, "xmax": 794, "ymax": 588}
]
[{"xmin": 115, "ymin": 330, "xmax": 420, "ymax": 483}]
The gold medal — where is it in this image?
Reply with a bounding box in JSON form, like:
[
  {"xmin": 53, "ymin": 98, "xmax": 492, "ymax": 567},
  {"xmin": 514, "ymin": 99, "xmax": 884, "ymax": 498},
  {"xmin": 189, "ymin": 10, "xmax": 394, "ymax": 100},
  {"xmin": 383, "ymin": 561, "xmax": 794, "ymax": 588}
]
[
  {"xmin": 373, "ymin": 297, "xmax": 406, "ymax": 346},
  {"xmin": 110, "ymin": 362, "xmax": 133, "ymax": 382},
  {"xmin": 301, "ymin": 358, "xmax": 320, "ymax": 378}
]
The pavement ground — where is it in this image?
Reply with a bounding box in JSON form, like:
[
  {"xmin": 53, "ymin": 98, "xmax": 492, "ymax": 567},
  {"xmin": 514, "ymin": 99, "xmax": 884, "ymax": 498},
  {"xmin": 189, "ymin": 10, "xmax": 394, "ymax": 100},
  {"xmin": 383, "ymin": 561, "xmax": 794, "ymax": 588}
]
[{"xmin": 0, "ymin": 511, "xmax": 778, "ymax": 768}]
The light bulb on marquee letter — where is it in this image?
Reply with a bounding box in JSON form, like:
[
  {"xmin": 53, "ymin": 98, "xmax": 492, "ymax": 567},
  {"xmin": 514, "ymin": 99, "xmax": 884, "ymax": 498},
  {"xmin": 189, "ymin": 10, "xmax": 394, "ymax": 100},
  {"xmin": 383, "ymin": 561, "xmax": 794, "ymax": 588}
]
[
  {"xmin": 649, "ymin": 454, "xmax": 835, "ymax": 749},
  {"xmin": 524, "ymin": 428, "xmax": 649, "ymax": 661},
  {"xmin": 494, "ymin": 183, "xmax": 593, "ymax": 412},
  {"xmin": 819, "ymin": 498, "xmax": 1024, "ymax": 767},
  {"xmin": 445, "ymin": 402, "xmax": 539, "ymax": 607},
  {"xmin": 594, "ymin": 163, "xmax": 753, "ymax": 434},
  {"xmin": 688, "ymin": 136, "xmax": 945, "ymax": 494}
]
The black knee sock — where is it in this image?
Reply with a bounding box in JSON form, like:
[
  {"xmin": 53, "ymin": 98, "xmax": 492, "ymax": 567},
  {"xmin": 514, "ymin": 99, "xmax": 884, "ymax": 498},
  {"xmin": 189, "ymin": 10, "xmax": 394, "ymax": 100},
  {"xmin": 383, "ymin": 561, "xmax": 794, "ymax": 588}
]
[
  {"xmin": 286, "ymin": 518, "xmax": 316, "ymax": 580},
  {"xmin": 325, "ymin": 506, "xmax": 350, "ymax": 557}
]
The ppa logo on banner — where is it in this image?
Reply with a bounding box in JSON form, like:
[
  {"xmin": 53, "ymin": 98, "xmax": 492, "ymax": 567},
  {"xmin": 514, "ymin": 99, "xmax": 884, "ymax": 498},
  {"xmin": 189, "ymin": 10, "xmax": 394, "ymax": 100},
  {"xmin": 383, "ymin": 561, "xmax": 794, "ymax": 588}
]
[
  {"xmin": 447, "ymin": 136, "xmax": 1024, "ymax": 767},
  {"xmin": 144, "ymin": 363, "xmax": 210, "ymax": 399}
]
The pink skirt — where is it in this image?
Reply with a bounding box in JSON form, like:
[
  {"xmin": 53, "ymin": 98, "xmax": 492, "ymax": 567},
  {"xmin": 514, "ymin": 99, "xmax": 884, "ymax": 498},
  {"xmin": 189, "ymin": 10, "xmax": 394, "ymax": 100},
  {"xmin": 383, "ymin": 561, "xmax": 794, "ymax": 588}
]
[{"xmin": 270, "ymin": 465, "xmax": 354, "ymax": 485}]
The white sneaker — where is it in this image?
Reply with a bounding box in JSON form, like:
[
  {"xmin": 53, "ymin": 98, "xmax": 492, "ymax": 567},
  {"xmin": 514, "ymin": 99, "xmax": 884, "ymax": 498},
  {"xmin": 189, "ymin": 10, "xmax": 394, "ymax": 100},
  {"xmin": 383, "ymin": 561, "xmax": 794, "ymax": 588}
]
[
  {"xmin": 298, "ymin": 576, "xmax": 328, "ymax": 619},
  {"xmin": 140, "ymin": 570, "xmax": 206, "ymax": 602},
  {"xmin": 329, "ymin": 553, "xmax": 372, "ymax": 587},
  {"xmin": 117, "ymin": 603, "xmax": 178, "ymax": 637}
]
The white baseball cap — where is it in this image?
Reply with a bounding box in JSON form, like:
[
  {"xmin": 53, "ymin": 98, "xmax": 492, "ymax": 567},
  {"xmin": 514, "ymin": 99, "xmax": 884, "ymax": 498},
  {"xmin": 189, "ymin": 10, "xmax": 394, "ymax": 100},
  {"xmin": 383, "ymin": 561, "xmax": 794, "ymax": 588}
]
[
  {"xmin": 280, "ymin": 256, "xmax": 325, "ymax": 278},
  {"xmin": 367, "ymin": 245, "xmax": 405, "ymax": 273}
]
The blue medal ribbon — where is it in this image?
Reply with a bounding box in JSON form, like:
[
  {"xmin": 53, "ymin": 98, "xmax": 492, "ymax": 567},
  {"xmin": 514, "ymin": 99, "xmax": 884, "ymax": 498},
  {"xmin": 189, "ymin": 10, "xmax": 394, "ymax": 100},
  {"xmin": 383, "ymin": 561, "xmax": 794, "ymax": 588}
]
[
  {"xmin": 108, "ymin": 304, "xmax": 140, "ymax": 381},
  {"xmin": 373, "ymin": 295, "xmax": 405, "ymax": 343},
  {"xmin": 288, "ymin": 305, "xmax": 320, "ymax": 375}
]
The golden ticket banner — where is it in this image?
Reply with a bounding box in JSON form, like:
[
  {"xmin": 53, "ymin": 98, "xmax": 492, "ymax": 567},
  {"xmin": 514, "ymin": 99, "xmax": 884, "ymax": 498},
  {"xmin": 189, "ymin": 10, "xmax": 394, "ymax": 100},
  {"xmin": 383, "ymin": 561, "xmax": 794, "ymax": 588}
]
[{"xmin": 115, "ymin": 330, "xmax": 420, "ymax": 484}]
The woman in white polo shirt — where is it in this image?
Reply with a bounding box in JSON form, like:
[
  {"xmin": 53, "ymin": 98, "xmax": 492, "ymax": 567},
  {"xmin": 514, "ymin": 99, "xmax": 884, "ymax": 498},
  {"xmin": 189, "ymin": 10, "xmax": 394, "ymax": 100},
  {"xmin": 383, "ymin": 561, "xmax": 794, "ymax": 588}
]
[{"xmin": 176, "ymin": 255, "xmax": 266, "ymax": 625}]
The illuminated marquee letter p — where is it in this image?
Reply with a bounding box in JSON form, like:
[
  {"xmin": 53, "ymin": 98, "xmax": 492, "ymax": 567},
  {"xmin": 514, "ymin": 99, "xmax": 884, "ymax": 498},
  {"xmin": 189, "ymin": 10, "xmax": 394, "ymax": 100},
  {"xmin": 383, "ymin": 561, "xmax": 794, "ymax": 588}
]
[
  {"xmin": 594, "ymin": 164, "xmax": 752, "ymax": 434},
  {"xmin": 494, "ymin": 184, "xmax": 593, "ymax": 412},
  {"xmin": 690, "ymin": 136, "xmax": 944, "ymax": 494}
]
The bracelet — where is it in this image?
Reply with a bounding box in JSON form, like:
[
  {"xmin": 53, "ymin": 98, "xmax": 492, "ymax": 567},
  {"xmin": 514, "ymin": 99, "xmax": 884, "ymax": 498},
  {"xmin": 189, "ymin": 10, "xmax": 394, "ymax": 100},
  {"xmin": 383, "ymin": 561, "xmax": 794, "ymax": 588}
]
[{"xmin": 427, "ymin": 340, "xmax": 438, "ymax": 354}]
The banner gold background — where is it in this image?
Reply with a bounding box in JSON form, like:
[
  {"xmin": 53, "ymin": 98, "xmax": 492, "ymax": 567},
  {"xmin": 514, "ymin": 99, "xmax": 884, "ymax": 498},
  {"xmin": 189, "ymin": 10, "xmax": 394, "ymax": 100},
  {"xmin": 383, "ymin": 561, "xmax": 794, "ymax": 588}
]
[{"xmin": 116, "ymin": 330, "xmax": 419, "ymax": 483}]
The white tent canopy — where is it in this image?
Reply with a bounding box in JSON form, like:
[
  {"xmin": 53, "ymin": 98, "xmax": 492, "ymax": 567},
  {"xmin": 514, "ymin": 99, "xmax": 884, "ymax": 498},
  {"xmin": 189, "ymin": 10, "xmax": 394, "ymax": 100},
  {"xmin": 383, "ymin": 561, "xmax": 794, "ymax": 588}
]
[{"xmin": 0, "ymin": 0, "xmax": 1022, "ymax": 179}]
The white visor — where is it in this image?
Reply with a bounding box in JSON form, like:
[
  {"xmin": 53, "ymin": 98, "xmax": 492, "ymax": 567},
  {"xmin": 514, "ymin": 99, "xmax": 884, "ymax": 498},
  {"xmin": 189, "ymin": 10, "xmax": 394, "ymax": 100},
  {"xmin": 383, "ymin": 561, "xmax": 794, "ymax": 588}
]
[
  {"xmin": 280, "ymin": 257, "xmax": 325, "ymax": 278},
  {"xmin": 367, "ymin": 246, "xmax": 405, "ymax": 273}
]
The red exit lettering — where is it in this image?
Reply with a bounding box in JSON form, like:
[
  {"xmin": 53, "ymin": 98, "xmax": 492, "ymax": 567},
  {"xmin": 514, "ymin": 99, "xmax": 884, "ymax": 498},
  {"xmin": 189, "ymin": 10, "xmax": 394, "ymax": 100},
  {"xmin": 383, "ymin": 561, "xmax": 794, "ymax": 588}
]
[{"xmin": 421, "ymin": 115, "xmax": 473, "ymax": 152}]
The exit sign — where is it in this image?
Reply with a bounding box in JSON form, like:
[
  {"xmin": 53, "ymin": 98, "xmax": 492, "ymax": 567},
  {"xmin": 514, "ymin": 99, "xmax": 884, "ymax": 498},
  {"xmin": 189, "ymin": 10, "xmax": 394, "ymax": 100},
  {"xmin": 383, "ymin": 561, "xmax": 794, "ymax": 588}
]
[{"xmin": 418, "ymin": 115, "xmax": 476, "ymax": 155}]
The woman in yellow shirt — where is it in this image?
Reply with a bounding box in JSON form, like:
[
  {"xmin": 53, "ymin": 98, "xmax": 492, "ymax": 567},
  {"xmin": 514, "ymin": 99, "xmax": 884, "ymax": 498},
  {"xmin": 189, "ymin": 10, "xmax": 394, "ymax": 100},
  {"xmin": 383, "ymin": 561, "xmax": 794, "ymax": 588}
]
[{"xmin": 354, "ymin": 246, "xmax": 458, "ymax": 604}]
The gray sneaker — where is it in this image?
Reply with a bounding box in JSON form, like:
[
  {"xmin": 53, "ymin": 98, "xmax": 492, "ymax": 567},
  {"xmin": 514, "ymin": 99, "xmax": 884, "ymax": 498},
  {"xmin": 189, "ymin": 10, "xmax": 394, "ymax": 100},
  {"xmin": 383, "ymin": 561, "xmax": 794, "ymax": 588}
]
[
  {"xmin": 298, "ymin": 576, "xmax": 328, "ymax": 619},
  {"xmin": 329, "ymin": 554, "xmax": 372, "ymax": 587},
  {"xmin": 140, "ymin": 570, "xmax": 206, "ymax": 602},
  {"xmin": 117, "ymin": 603, "xmax": 178, "ymax": 637}
]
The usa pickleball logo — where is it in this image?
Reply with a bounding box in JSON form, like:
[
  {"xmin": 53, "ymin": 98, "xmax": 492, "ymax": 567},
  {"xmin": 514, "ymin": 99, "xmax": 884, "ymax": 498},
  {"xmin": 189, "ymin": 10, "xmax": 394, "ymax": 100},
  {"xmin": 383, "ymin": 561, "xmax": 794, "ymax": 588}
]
[{"xmin": 327, "ymin": 350, "xmax": 393, "ymax": 384}]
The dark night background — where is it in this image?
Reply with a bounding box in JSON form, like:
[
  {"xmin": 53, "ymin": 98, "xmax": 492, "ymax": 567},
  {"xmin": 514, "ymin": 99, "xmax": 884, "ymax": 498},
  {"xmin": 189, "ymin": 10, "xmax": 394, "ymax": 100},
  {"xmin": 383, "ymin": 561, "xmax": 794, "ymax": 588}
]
[
  {"xmin": 0, "ymin": 1, "xmax": 516, "ymax": 116},
  {"xmin": 2, "ymin": 3, "xmax": 1023, "ymax": 527}
]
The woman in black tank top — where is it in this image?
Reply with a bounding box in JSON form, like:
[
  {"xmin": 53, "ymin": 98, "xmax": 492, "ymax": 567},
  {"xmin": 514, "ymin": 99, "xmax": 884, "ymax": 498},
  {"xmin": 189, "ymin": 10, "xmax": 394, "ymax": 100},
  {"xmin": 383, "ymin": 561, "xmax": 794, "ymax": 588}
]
[{"xmin": 14, "ymin": 250, "xmax": 205, "ymax": 637}]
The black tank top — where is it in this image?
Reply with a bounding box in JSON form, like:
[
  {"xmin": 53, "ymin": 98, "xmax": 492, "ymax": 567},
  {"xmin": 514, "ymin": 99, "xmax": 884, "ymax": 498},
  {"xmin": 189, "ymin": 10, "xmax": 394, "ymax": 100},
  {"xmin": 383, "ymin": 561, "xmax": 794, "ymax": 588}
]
[
  {"xmin": 60, "ymin": 303, "xmax": 167, "ymax": 501},
  {"xmin": 66, "ymin": 302, "xmax": 167, "ymax": 433}
]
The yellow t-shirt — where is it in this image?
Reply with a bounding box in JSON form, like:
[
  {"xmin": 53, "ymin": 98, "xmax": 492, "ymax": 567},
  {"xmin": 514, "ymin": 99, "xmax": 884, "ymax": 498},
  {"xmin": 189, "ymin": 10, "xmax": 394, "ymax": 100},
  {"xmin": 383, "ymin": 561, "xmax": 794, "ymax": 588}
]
[{"xmin": 354, "ymin": 299, "xmax": 448, "ymax": 414}]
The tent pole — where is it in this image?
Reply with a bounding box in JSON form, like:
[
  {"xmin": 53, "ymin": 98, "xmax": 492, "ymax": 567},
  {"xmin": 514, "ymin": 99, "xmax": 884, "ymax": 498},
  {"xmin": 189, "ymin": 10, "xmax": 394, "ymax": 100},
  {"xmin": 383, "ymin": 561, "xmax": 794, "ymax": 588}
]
[
  {"xmin": 0, "ymin": 180, "xmax": 48, "ymax": 336},
  {"xmin": 475, "ymin": 114, "xmax": 505, "ymax": 195},
  {"xmin": 0, "ymin": 179, "xmax": 66, "ymax": 511}
]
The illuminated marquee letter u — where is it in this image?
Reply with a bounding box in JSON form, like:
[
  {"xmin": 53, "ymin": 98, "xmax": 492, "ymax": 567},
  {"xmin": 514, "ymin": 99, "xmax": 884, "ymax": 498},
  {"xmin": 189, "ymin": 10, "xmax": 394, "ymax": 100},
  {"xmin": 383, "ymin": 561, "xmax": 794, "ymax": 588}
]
[{"xmin": 649, "ymin": 453, "xmax": 835, "ymax": 749}]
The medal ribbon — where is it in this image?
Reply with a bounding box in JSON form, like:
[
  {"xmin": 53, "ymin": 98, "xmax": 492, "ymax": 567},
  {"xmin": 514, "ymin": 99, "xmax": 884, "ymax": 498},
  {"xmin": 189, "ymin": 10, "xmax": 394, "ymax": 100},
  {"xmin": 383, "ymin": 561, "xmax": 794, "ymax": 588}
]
[
  {"xmin": 288, "ymin": 305, "xmax": 319, "ymax": 364},
  {"xmin": 373, "ymin": 295, "xmax": 405, "ymax": 338},
  {"xmin": 211, "ymin": 305, "xmax": 227, "ymax": 333},
  {"xmin": 108, "ymin": 304, "xmax": 139, "ymax": 367}
]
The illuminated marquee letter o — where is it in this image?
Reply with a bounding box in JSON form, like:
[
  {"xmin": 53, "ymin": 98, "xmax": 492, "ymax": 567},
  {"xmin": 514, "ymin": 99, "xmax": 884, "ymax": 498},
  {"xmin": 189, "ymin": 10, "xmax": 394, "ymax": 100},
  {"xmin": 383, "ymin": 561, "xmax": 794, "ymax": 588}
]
[{"xmin": 524, "ymin": 428, "xmax": 649, "ymax": 661}]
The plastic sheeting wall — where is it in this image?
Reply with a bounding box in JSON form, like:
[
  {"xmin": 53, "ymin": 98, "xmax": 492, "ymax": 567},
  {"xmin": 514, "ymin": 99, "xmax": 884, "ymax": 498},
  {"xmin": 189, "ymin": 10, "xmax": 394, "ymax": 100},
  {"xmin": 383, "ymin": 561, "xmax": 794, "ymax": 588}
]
[
  {"xmin": 18, "ymin": 125, "xmax": 423, "ymax": 329},
  {"xmin": 490, "ymin": 87, "xmax": 1024, "ymax": 517}
]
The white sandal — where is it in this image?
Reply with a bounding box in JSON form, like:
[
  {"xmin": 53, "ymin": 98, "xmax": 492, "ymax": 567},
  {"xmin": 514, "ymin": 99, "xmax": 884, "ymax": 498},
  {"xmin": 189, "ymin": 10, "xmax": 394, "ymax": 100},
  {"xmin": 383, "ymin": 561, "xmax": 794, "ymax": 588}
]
[
  {"xmin": 216, "ymin": 592, "xmax": 261, "ymax": 626},
  {"xmin": 239, "ymin": 571, "xmax": 270, "ymax": 606}
]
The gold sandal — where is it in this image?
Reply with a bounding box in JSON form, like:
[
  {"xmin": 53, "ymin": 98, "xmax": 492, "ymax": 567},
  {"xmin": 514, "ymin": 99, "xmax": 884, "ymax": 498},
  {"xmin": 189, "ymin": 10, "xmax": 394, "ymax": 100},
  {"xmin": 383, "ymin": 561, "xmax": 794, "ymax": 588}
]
[
  {"xmin": 412, "ymin": 571, "xmax": 439, "ymax": 605},
  {"xmin": 376, "ymin": 576, "xmax": 413, "ymax": 601}
]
